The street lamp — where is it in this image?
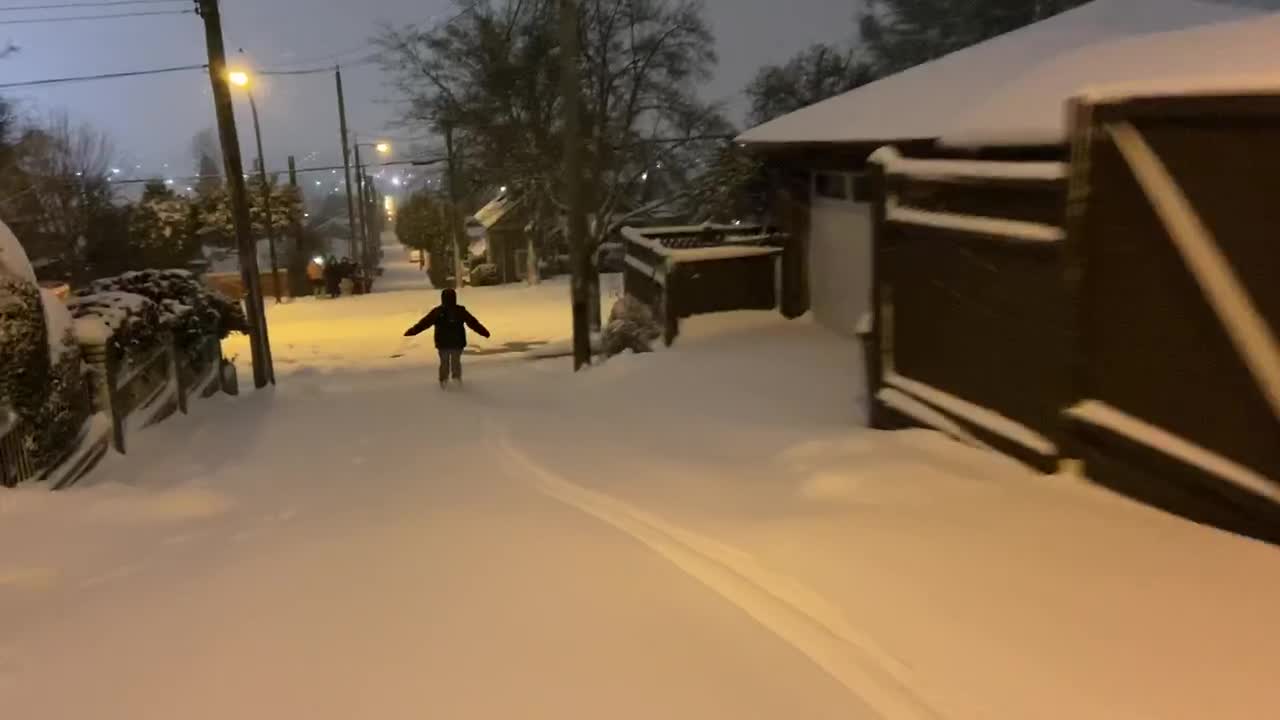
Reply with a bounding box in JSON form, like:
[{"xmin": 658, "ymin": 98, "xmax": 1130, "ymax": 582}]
[
  {"xmin": 228, "ymin": 68, "xmax": 283, "ymax": 304},
  {"xmin": 351, "ymin": 137, "xmax": 391, "ymax": 271}
]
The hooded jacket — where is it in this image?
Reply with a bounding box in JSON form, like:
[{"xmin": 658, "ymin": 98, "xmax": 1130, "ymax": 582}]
[{"xmin": 404, "ymin": 288, "xmax": 490, "ymax": 349}]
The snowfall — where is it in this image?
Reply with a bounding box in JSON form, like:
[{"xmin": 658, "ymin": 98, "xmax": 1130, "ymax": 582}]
[{"xmin": 2, "ymin": 244, "xmax": 1278, "ymax": 719}]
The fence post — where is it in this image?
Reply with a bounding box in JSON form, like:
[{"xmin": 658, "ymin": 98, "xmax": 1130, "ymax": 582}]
[
  {"xmin": 79, "ymin": 339, "xmax": 125, "ymax": 454},
  {"xmin": 168, "ymin": 341, "xmax": 188, "ymax": 415},
  {"xmin": 104, "ymin": 351, "xmax": 125, "ymax": 454}
]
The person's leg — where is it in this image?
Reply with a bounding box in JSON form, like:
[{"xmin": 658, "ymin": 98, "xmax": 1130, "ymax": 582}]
[
  {"xmin": 438, "ymin": 350, "xmax": 450, "ymax": 385},
  {"xmin": 449, "ymin": 349, "xmax": 463, "ymax": 381}
]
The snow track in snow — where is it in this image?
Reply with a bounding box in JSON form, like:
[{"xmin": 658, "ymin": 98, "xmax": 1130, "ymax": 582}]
[{"xmin": 493, "ymin": 424, "xmax": 942, "ymax": 720}]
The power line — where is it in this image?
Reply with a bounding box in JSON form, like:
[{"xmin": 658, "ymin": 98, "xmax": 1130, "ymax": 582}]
[
  {"xmin": 0, "ymin": 62, "xmax": 206, "ymax": 89},
  {"xmin": 0, "ymin": 0, "xmax": 182, "ymax": 11},
  {"xmin": 0, "ymin": 7, "xmax": 191, "ymax": 24}
]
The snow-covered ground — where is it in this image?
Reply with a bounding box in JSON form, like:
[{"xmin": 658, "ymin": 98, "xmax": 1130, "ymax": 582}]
[{"xmin": 2, "ymin": 245, "xmax": 1277, "ymax": 719}]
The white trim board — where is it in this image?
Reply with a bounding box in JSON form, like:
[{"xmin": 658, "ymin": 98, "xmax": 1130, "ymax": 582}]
[
  {"xmin": 883, "ymin": 372, "xmax": 1059, "ymax": 457},
  {"xmin": 1066, "ymin": 400, "xmax": 1280, "ymax": 504}
]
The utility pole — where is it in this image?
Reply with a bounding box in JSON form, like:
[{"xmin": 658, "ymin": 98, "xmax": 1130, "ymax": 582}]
[
  {"xmin": 196, "ymin": 0, "xmax": 272, "ymax": 388},
  {"xmin": 288, "ymin": 155, "xmax": 305, "ymax": 289},
  {"xmin": 560, "ymin": 0, "xmax": 590, "ymax": 369},
  {"xmin": 353, "ymin": 136, "xmax": 368, "ymax": 265},
  {"xmin": 335, "ymin": 66, "xmax": 358, "ymax": 261},
  {"xmin": 443, "ymin": 122, "xmax": 464, "ymax": 290}
]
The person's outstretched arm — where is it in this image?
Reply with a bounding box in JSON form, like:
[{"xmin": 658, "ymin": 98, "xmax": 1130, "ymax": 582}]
[
  {"xmin": 463, "ymin": 311, "xmax": 491, "ymax": 338},
  {"xmin": 404, "ymin": 308, "xmax": 439, "ymax": 337}
]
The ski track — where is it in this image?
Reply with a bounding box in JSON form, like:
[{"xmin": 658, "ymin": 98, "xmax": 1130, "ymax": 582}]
[{"xmin": 490, "ymin": 421, "xmax": 943, "ymax": 720}]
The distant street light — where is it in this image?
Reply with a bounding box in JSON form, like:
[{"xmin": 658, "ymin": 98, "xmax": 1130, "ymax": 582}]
[
  {"xmin": 228, "ymin": 70, "xmax": 249, "ymax": 87},
  {"xmin": 375, "ymin": 142, "xmax": 391, "ymax": 154}
]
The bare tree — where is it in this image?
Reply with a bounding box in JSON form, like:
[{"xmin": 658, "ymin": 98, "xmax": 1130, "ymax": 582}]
[{"xmin": 6, "ymin": 113, "xmax": 114, "ymax": 268}]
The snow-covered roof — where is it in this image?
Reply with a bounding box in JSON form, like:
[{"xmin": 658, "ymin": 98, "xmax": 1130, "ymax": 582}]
[
  {"xmin": 473, "ymin": 193, "xmax": 521, "ymax": 230},
  {"xmin": 736, "ymin": 0, "xmax": 1259, "ymax": 146},
  {"xmin": 942, "ymin": 12, "xmax": 1280, "ymax": 148}
]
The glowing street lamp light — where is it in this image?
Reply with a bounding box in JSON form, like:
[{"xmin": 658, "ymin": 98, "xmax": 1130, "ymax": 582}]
[
  {"xmin": 228, "ymin": 70, "xmax": 250, "ymax": 88},
  {"xmin": 374, "ymin": 142, "xmax": 391, "ymax": 154}
]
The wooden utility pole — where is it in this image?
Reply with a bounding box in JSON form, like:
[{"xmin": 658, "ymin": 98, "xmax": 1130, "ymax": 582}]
[
  {"xmin": 353, "ymin": 137, "xmax": 368, "ymax": 264},
  {"xmin": 560, "ymin": 0, "xmax": 590, "ymax": 369},
  {"xmin": 196, "ymin": 0, "xmax": 272, "ymax": 388},
  {"xmin": 287, "ymin": 155, "xmax": 306, "ymax": 289},
  {"xmin": 443, "ymin": 123, "xmax": 464, "ymax": 290},
  {"xmin": 335, "ymin": 67, "xmax": 359, "ymax": 260}
]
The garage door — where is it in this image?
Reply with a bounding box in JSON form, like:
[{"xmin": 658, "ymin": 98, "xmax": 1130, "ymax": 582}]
[{"xmin": 808, "ymin": 171, "xmax": 873, "ymax": 337}]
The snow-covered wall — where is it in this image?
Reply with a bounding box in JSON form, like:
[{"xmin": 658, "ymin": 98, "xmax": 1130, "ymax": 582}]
[{"xmin": 807, "ymin": 199, "xmax": 872, "ymax": 337}]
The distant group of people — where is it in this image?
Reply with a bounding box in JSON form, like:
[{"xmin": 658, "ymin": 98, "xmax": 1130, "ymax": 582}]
[{"xmin": 306, "ymin": 255, "xmax": 362, "ymax": 298}]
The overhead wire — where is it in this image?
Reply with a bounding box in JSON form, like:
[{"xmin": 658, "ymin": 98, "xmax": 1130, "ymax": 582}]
[
  {"xmin": 0, "ymin": 7, "xmax": 191, "ymax": 24},
  {"xmin": 0, "ymin": 0, "xmax": 183, "ymax": 11},
  {"xmin": 0, "ymin": 63, "xmax": 206, "ymax": 89}
]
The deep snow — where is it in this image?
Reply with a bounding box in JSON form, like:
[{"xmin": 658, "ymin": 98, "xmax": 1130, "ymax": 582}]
[{"xmin": 2, "ymin": 245, "xmax": 1277, "ymax": 719}]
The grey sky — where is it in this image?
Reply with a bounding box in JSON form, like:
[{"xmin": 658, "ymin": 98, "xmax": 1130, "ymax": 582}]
[{"xmin": 2, "ymin": 0, "xmax": 860, "ymax": 180}]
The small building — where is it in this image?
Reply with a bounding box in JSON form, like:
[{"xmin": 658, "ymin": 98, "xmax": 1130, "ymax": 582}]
[
  {"xmin": 472, "ymin": 192, "xmax": 530, "ymax": 284},
  {"xmin": 737, "ymin": 0, "xmax": 1259, "ymax": 337},
  {"xmin": 738, "ymin": 3, "xmax": 1280, "ymax": 542}
]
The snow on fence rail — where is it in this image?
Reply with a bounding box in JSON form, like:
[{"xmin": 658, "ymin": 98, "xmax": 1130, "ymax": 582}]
[{"xmin": 620, "ymin": 224, "xmax": 792, "ymax": 345}]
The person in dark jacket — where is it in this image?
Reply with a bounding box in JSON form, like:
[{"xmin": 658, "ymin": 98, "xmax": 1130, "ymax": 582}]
[
  {"xmin": 324, "ymin": 254, "xmax": 341, "ymax": 298},
  {"xmin": 404, "ymin": 288, "xmax": 491, "ymax": 386}
]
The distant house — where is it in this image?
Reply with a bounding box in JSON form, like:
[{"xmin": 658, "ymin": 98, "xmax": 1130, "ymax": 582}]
[{"xmin": 472, "ymin": 192, "xmax": 531, "ymax": 283}]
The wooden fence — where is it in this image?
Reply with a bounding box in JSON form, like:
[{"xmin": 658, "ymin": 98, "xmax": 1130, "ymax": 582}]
[
  {"xmin": 866, "ymin": 149, "xmax": 1070, "ymax": 471},
  {"xmin": 1060, "ymin": 92, "xmax": 1280, "ymax": 542},
  {"xmin": 84, "ymin": 334, "xmax": 224, "ymax": 455},
  {"xmin": 621, "ymin": 225, "xmax": 789, "ymax": 345},
  {"xmin": 863, "ymin": 90, "xmax": 1280, "ymax": 542},
  {"xmin": 0, "ymin": 408, "xmax": 34, "ymax": 489}
]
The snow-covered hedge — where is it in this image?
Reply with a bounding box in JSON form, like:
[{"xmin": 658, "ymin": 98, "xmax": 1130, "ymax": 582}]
[
  {"xmin": 74, "ymin": 270, "xmax": 247, "ymax": 368},
  {"xmin": 0, "ymin": 274, "xmax": 90, "ymax": 472},
  {"xmin": 602, "ymin": 295, "xmax": 662, "ymax": 357},
  {"xmin": 68, "ymin": 291, "xmax": 165, "ymax": 366},
  {"xmin": 83, "ymin": 269, "xmax": 248, "ymax": 340}
]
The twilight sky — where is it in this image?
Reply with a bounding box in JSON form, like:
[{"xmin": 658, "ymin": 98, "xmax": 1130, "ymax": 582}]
[{"xmin": 1, "ymin": 0, "xmax": 861, "ymax": 181}]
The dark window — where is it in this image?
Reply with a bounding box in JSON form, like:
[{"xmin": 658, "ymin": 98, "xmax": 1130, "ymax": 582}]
[
  {"xmin": 849, "ymin": 172, "xmax": 873, "ymax": 203},
  {"xmin": 814, "ymin": 172, "xmax": 848, "ymax": 200}
]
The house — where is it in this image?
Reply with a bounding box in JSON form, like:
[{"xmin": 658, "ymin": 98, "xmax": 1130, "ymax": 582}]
[
  {"xmin": 737, "ymin": 0, "xmax": 1259, "ymax": 338},
  {"xmin": 738, "ymin": 3, "xmax": 1280, "ymax": 542},
  {"xmin": 472, "ymin": 192, "xmax": 531, "ymax": 284}
]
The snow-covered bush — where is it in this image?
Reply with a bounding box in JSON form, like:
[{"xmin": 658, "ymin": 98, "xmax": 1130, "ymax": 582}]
[
  {"xmin": 68, "ymin": 291, "xmax": 165, "ymax": 366},
  {"xmin": 470, "ymin": 263, "xmax": 500, "ymax": 286},
  {"xmin": 0, "ymin": 271, "xmax": 89, "ymax": 473},
  {"xmin": 84, "ymin": 269, "xmax": 247, "ymax": 339},
  {"xmin": 601, "ymin": 295, "xmax": 662, "ymax": 357}
]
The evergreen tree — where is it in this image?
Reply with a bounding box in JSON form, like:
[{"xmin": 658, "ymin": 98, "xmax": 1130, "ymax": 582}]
[{"xmin": 859, "ymin": 0, "xmax": 1091, "ymax": 75}]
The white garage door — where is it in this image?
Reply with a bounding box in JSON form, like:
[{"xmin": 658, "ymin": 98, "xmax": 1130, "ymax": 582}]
[{"xmin": 808, "ymin": 171, "xmax": 872, "ymax": 337}]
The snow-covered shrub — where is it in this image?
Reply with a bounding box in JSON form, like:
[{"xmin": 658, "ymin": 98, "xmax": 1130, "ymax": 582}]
[
  {"xmin": 68, "ymin": 291, "xmax": 165, "ymax": 366},
  {"xmin": 601, "ymin": 294, "xmax": 662, "ymax": 357},
  {"xmin": 84, "ymin": 269, "xmax": 247, "ymax": 339},
  {"xmin": 0, "ymin": 275, "xmax": 89, "ymax": 473},
  {"xmin": 470, "ymin": 263, "xmax": 500, "ymax": 286}
]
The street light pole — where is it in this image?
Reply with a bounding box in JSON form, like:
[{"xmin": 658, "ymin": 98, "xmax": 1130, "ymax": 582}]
[
  {"xmin": 195, "ymin": 0, "xmax": 271, "ymax": 388},
  {"xmin": 246, "ymin": 92, "xmax": 283, "ymax": 304}
]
